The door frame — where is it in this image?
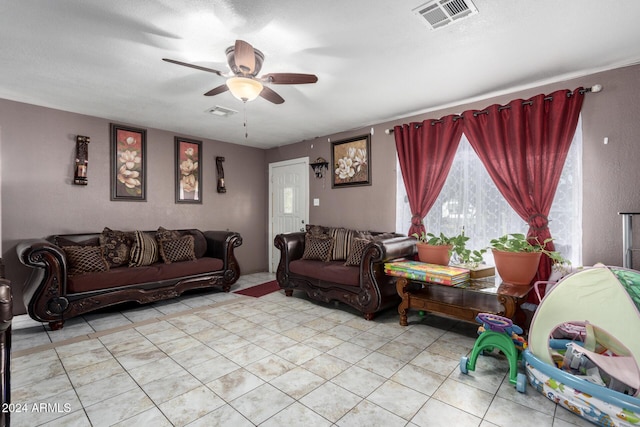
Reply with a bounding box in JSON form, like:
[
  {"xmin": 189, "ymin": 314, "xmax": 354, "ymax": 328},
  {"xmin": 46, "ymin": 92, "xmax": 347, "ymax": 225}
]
[{"xmin": 268, "ymin": 157, "xmax": 310, "ymax": 273}]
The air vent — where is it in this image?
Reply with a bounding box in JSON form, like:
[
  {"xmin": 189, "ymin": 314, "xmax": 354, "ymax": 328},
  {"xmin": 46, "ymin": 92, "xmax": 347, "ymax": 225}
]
[
  {"xmin": 206, "ymin": 106, "xmax": 238, "ymax": 117},
  {"xmin": 413, "ymin": 0, "xmax": 478, "ymax": 30}
]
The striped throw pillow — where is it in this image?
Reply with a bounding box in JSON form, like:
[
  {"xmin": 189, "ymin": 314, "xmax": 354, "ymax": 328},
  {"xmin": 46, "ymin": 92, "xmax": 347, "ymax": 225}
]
[
  {"xmin": 129, "ymin": 230, "xmax": 159, "ymax": 267},
  {"xmin": 329, "ymin": 227, "xmax": 355, "ymax": 261}
]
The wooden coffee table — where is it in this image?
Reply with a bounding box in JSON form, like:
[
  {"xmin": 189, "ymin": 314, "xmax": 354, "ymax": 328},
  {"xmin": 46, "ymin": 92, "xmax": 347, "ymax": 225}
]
[{"xmin": 394, "ymin": 276, "xmax": 532, "ymax": 326}]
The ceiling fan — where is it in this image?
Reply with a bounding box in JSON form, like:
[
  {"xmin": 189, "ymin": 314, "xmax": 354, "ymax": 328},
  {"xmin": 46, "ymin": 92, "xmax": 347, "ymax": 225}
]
[{"xmin": 163, "ymin": 40, "xmax": 318, "ymax": 104}]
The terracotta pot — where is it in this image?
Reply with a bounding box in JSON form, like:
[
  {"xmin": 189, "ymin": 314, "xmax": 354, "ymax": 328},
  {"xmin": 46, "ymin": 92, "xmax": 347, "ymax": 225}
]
[
  {"xmin": 492, "ymin": 249, "xmax": 542, "ymax": 285},
  {"xmin": 416, "ymin": 243, "xmax": 452, "ymax": 265}
]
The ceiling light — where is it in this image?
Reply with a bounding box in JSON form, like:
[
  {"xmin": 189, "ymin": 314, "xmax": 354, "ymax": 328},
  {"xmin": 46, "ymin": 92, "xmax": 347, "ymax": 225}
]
[{"xmin": 226, "ymin": 77, "xmax": 263, "ymax": 102}]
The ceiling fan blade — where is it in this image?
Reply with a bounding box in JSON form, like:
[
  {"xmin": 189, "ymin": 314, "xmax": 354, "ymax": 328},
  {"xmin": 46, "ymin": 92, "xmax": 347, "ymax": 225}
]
[
  {"xmin": 204, "ymin": 84, "xmax": 229, "ymax": 97},
  {"xmin": 234, "ymin": 40, "xmax": 255, "ymax": 75},
  {"xmin": 162, "ymin": 58, "xmax": 223, "ymax": 76},
  {"xmin": 259, "ymin": 86, "xmax": 284, "ymax": 104},
  {"xmin": 260, "ymin": 73, "xmax": 318, "ymax": 84}
]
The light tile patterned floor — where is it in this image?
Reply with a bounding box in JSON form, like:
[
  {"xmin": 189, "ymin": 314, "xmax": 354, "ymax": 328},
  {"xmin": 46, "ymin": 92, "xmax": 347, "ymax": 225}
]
[{"xmin": 10, "ymin": 272, "xmax": 592, "ymax": 426}]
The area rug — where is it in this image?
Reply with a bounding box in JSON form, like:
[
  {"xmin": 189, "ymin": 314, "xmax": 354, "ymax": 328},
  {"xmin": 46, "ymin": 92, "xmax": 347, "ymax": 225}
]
[{"xmin": 233, "ymin": 280, "xmax": 281, "ymax": 298}]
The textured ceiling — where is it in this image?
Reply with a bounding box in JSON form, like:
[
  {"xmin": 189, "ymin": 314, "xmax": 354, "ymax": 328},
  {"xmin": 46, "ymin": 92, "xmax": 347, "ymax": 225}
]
[{"xmin": 2, "ymin": 0, "xmax": 640, "ymax": 148}]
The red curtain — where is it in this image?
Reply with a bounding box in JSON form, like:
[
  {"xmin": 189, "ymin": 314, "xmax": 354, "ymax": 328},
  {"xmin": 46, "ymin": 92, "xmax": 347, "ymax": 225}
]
[
  {"xmin": 395, "ymin": 116, "xmax": 463, "ymax": 237},
  {"xmin": 463, "ymin": 88, "xmax": 584, "ymax": 282}
]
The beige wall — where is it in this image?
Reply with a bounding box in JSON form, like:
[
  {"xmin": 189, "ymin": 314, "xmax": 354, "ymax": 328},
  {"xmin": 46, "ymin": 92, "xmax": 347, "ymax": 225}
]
[
  {"xmin": 0, "ymin": 99, "xmax": 267, "ymax": 313},
  {"xmin": 267, "ymin": 63, "xmax": 640, "ymax": 268}
]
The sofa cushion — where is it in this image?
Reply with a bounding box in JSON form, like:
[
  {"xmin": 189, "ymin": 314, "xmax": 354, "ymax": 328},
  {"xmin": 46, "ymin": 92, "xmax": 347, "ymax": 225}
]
[
  {"xmin": 100, "ymin": 227, "xmax": 134, "ymax": 268},
  {"xmin": 67, "ymin": 257, "xmax": 224, "ymax": 293},
  {"xmin": 156, "ymin": 226, "xmax": 181, "ymax": 242},
  {"xmin": 344, "ymin": 238, "xmax": 371, "ymax": 266},
  {"xmin": 305, "ymin": 224, "xmax": 330, "ymax": 236},
  {"xmin": 301, "ymin": 235, "xmax": 334, "ymax": 261},
  {"xmin": 181, "ymin": 229, "xmax": 207, "ymax": 259},
  {"xmin": 63, "ymin": 245, "xmax": 109, "ymax": 276},
  {"xmin": 159, "ymin": 235, "xmax": 197, "ymax": 263},
  {"xmin": 329, "ymin": 227, "xmax": 356, "ymax": 261},
  {"xmin": 129, "ymin": 231, "xmax": 159, "ymax": 267},
  {"xmin": 289, "ymin": 260, "xmax": 360, "ymax": 287}
]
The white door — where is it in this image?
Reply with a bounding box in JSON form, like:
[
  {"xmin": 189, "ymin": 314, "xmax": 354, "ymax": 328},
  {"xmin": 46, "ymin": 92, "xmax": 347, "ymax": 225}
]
[{"xmin": 269, "ymin": 157, "xmax": 309, "ymax": 273}]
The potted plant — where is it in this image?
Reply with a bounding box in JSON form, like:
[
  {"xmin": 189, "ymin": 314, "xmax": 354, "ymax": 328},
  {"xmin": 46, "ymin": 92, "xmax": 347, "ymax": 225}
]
[
  {"xmin": 489, "ymin": 233, "xmax": 566, "ymax": 285},
  {"xmin": 412, "ymin": 231, "xmax": 469, "ymax": 265}
]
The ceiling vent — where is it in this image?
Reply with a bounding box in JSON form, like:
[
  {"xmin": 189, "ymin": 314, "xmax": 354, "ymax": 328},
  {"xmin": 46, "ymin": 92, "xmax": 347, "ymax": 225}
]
[
  {"xmin": 413, "ymin": 0, "xmax": 478, "ymax": 30},
  {"xmin": 206, "ymin": 106, "xmax": 238, "ymax": 117}
]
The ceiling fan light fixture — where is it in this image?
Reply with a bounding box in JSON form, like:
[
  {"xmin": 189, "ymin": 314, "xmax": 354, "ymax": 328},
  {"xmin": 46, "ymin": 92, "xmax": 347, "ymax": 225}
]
[{"xmin": 227, "ymin": 77, "xmax": 263, "ymax": 102}]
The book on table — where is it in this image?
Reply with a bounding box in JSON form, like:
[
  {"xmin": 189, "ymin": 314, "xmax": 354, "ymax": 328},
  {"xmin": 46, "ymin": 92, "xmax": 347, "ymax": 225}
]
[{"xmin": 384, "ymin": 260, "xmax": 470, "ymax": 286}]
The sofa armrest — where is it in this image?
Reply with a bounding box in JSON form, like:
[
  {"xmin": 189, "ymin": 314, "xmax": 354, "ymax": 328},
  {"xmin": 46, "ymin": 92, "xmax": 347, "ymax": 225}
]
[
  {"xmin": 274, "ymin": 232, "xmax": 306, "ymax": 285},
  {"xmin": 366, "ymin": 236, "xmax": 417, "ymax": 264},
  {"xmin": 0, "ymin": 279, "xmax": 12, "ymax": 333},
  {"xmin": 16, "ymin": 239, "xmax": 69, "ymax": 323},
  {"xmin": 203, "ymin": 231, "xmax": 243, "ymax": 283}
]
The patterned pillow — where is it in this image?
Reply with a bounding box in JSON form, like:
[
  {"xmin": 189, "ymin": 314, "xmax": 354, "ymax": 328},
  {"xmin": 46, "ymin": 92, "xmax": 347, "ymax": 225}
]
[
  {"xmin": 100, "ymin": 227, "xmax": 133, "ymax": 268},
  {"xmin": 344, "ymin": 238, "xmax": 372, "ymax": 266},
  {"xmin": 301, "ymin": 235, "xmax": 334, "ymax": 261},
  {"xmin": 305, "ymin": 224, "xmax": 330, "ymax": 237},
  {"xmin": 159, "ymin": 235, "xmax": 196, "ymax": 264},
  {"xmin": 129, "ymin": 230, "xmax": 159, "ymax": 267},
  {"xmin": 63, "ymin": 245, "xmax": 109, "ymax": 276},
  {"xmin": 156, "ymin": 226, "xmax": 181, "ymax": 243},
  {"xmin": 329, "ymin": 227, "xmax": 356, "ymax": 261}
]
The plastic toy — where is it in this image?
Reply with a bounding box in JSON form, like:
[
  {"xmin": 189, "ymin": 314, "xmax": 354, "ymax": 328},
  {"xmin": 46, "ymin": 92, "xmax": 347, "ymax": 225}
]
[{"xmin": 460, "ymin": 313, "xmax": 528, "ymax": 392}]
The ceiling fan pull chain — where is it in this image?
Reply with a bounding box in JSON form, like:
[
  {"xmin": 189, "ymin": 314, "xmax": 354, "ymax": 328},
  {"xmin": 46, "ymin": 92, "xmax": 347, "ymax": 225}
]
[{"xmin": 244, "ymin": 103, "xmax": 249, "ymax": 139}]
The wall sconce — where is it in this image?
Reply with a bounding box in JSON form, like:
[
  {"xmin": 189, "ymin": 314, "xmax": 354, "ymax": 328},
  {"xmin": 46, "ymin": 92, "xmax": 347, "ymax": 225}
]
[
  {"xmin": 216, "ymin": 156, "xmax": 226, "ymax": 193},
  {"xmin": 73, "ymin": 135, "xmax": 90, "ymax": 185},
  {"xmin": 309, "ymin": 157, "xmax": 329, "ymax": 179}
]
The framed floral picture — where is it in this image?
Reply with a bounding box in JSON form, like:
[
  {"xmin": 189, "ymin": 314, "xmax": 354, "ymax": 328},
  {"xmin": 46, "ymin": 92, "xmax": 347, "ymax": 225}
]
[
  {"xmin": 331, "ymin": 134, "xmax": 371, "ymax": 188},
  {"xmin": 175, "ymin": 137, "xmax": 202, "ymax": 203},
  {"xmin": 110, "ymin": 123, "xmax": 146, "ymax": 201}
]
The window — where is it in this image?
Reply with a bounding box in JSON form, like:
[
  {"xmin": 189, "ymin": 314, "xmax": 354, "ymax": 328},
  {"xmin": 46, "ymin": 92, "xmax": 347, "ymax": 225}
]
[{"xmin": 396, "ymin": 118, "xmax": 582, "ymax": 265}]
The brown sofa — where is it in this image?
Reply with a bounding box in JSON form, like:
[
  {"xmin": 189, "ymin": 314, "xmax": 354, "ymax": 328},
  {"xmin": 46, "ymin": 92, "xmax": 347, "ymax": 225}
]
[
  {"xmin": 274, "ymin": 226, "xmax": 416, "ymax": 320},
  {"xmin": 17, "ymin": 228, "xmax": 241, "ymax": 330}
]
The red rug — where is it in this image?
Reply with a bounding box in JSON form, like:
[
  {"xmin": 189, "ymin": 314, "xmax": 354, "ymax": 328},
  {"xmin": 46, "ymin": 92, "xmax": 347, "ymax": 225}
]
[{"xmin": 233, "ymin": 280, "xmax": 281, "ymax": 298}]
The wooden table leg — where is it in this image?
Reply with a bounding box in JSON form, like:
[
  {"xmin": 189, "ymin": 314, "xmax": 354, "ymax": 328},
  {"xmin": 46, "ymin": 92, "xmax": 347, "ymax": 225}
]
[{"xmin": 396, "ymin": 278, "xmax": 409, "ymax": 326}]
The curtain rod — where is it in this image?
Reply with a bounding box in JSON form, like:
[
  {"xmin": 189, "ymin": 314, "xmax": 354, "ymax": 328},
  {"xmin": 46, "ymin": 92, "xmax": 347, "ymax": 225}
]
[{"xmin": 384, "ymin": 84, "xmax": 602, "ymax": 135}]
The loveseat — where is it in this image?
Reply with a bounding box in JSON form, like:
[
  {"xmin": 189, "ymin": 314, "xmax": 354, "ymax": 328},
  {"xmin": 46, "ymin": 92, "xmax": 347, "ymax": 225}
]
[
  {"xmin": 17, "ymin": 227, "xmax": 242, "ymax": 330},
  {"xmin": 274, "ymin": 225, "xmax": 416, "ymax": 320}
]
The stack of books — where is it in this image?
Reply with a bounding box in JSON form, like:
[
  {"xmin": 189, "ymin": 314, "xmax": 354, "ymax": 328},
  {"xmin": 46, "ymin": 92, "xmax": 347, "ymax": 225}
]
[{"xmin": 384, "ymin": 260, "xmax": 470, "ymax": 286}]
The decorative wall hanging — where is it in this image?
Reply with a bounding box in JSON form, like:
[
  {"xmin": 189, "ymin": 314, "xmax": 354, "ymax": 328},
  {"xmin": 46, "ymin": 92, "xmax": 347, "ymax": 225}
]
[
  {"xmin": 309, "ymin": 157, "xmax": 329, "ymax": 179},
  {"xmin": 331, "ymin": 134, "xmax": 371, "ymax": 188},
  {"xmin": 73, "ymin": 135, "xmax": 90, "ymax": 185},
  {"xmin": 110, "ymin": 124, "xmax": 146, "ymax": 201},
  {"xmin": 175, "ymin": 137, "xmax": 202, "ymax": 203},
  {"xmin": 216, "ymin": 156, "xmax": 226, "ymax": 193}
]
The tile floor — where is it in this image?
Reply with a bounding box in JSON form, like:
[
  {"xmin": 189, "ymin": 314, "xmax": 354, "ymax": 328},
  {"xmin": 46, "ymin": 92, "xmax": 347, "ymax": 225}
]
[{"xmin": 10, "ymin": 272, "xmax": 592, "ymax": 427}]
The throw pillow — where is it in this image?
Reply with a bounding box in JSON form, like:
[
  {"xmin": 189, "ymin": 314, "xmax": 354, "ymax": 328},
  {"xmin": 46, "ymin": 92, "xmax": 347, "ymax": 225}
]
[
  {"xmin": 301, "ymin": 235, "xmax": 334, "ymax": 262},
  {"xmin": 158, "ymin": 235, "xmax": 196, "ymax": 264},
  {"xmin": 305, "ymin": 224, "xmax": 330, "ymax": 237},
  {"xmin": 156, "ymin": 226, "xmax": 181, "ymax": 243},
  {"xmin": 344, "ymin": 238, "xmax": 372, "ymax": 266},
  {"xmin": 100, "ymin": 227, "xmax": 133, "ymax": 268},
  {"xmin": 63, "ymin": 245, "xmax": 109, "ymax": 276},
  {"xmin": 129, "ymin": 230, "xmax": 159, "ymax": 267},
  {"xmin": 329, "ymin": 227, "xmax": 355, "ymax": 261}
]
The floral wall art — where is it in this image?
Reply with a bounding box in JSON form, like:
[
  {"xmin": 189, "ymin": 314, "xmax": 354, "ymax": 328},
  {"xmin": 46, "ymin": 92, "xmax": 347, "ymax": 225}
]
[
  {"xmin": 110, "ymin": 123, "xmax": 146, "ymax": 201},
  {"xmin": 175, "ymin": 137, "xmax": 201, "ymax": 203},
  {"xmin": 331, "ymin": 134, "xmax": 371, "ymax": 188}
]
